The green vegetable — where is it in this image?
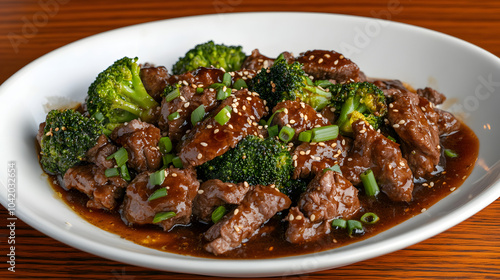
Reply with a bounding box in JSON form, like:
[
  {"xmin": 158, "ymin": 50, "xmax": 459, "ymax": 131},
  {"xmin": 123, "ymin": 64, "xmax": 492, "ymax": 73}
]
[
  {"xmin": 172, "ymin": 41, "xmax": 246, "ymax": 74},
  {"xmin": 197, "ymin": 136, "xmax": 300, "ymax": 197},
  {"xmin": 148, "ymin": 187, "xmax": 168, "ymax": 201},
  {"xmin": 331, "ymin": 218, "xmax": 347, "ymax": 229},
  {"xmin": 106, "ymin": 147, "xmax": 128, "ymax": 167},
  {"xmin": 233, "ymin": 79, "xmax": 247, "ymax": 89},
  {"xmin": 149, "ymin": 169, "xmax": 166, "ymax": 186},
  {"xmin": 310, "ymin": 125, "xmax": 339, "ymax": 142},
  {"xmin": 39, "ymin": 109, "xmax": 103, "ymax": 175},
  {"xmin": 105, "ymin": 167, "xmax": 120, "ymax": 178},
  {"xmin": 360, "ymin": 169, "xmax": 380, "ymax": 196},
  {"xmin": 191, "ymin": 105, "xmax": 206, "ymax": 125},
  {"xmin": 167, "ymin": 112, "xmax": 180, "ymax": 121},
  {"xmin": 278, "ymin": 126, "xmax": 295, "ymax": 143},
  {"xmin": 85, "ymin": 57, "xmax": 159, "ymax": 131},
  {"xmin": 159, "ymin": 137, "xmax": 173, "ymax": 154},
  {"xmin": 215, "ymin": 106, "xmax": 232, "ymax": 125},
  {"xmin": 153, "ymin": 211, "xmax": 176, "ymax": 223},
  {"xmin": 329, "ymin": 82, "xmax": 387, "ymax": 135},
  {"xmin": 323, "ymin": 164, "xmax": 342, "ymax": 174},
  {"xmin": 298, "ymin": 131, "xmax": 312, "ymax": 142},
  {"xmin": 268, "ymin": 125, "xmax": 279, "ymax": 138},
  {"xmin": 211, "ymin": 205, "xmax": 227, "ymax": 223},
  {"xmin": 360, "ymin": 212, "xmax": 380, "ymax": 224},
  {"xmin": 165, "ymin": 87, "xmax": 181, "ymax": 102},
  {"xmin": 172, "ymin": 156, "xmax": 183, "ymax": 168},
  {"xmin": 120, "ymin": 164, "xmax": 131, "ymax": 181},
  {"xmin": 444, "ymin": 149, "xmax": 458, "ymax": 158},
  {"xmin": 347, "ymin": 219, "xmax": 364, "ymax": 236}
]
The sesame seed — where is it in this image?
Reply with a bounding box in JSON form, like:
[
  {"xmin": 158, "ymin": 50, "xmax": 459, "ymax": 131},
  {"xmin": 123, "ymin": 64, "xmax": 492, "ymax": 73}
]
[
  {"xmin": 242, "ymin": 105, "xmax": 247, "ymax": 110},
  {"xmin": 299, "ymin": 113, "xmax": 304, "ymax": 118},
  {"xmin": 197, "ymin": 153, "xmax": 203, "ymax": 159},
  {"xmin": 389, "ymin": 103, "xmax": 394, "ymax": 108},
  {"xmin": 309, "ymin": 55, "xmax": 315, "ymax": 60},
  {"xmin": 310, "ymin": 214, "xmax": 316, "ymax": 222},
  {"xmin": 182, "ymin": 80, "xmax": 188, "ymax": 85},
  {"xmin": 198, "ymin": 190, "xmax": 204, "ymax": 194},
  {"xmin": 214, "ymin": 129, "xmax": 219, "ymax": 133},
  {"xmin": 228, "ymin": 124, "xmax": 234, "ymax": 129},
  {"xmin": 289, "ymin": 214, "xmax": 295, "ymax": 221},
  {"xmin": 244, "ymin": 181, "xmax": 249, "ymax": 187},
  {"xmin": 318, "ymin": 142, "xmax": 325, "ymax": 147},
  {"xmin": 324, "ymin": 53, "xmax": 331, "ymax": 58},
  {"xmin": 318, "ymin": 58, "xmax": 324, "ymax": 64},
  {"xmin": 399, "ymin": 161, "xmax": 405, "ymax": 167},
  {"xmin": 347, "ymin": 158, "xmax": 352, "ymax": 161},
  {"xmin": 296, "ymin": 215, "xmax": 302, "ymax": 220},
  {"xmin": 331, "ymin": 143, "xmax": 337, "ymax": 148},
  {"xmin": 398, "ymin": 120, "xmax": 405, "ymax": 125},
  {"xmin": 339, "ymin": 55, "xmax": 344, "ymax": 59},
  {"xmin": 172, "ymin": 173, "xmax": 178, "ymax": 177},
  {"xmin": 421, "ymin": 208, "xmax": 427, "ymax": 213},
  {"xmin": 252, "ymin": 122, "xmax": 258, "ymax": 126},
  {"xmin": 462, "ymin": 175, "xmax": 467, "ymax": 180},
  {"xmin": 359, "ymin": 129, "xmax": 366, "ymax": 134},
  {"xmin": 207, "ymin": 124, "xmax": 213, "ymax": 129},
  {"xmin": 393, "ymin": 109, "xmax": 399, "ymax": 112},
  {"xmin": 290, "ymin": 119, "xmax": 296, "ymax": 124},
  {"xmin": 184, "ymin": 102, "xmax": 190, "ymax": 108},
  {"xmin": 421, "ymin": 106, "xmax": 426, "ymax": 112},
  {"xmin": 304, "ymin": 115, "xmax": 308, "ymax": 121},
  {"xmin": 300, "ymin": 102, "xmax": 306, "ymax": 108},
  {"xmin": 234, "ymin": 209, "xmax": 239, "ymax": 215},
  {"xmin": 299, "ymin": 151, "xmax": 305, "ymax": 155},
  {"xmin": 393, "ymin": 124, "xmax": 400, "ymax": 128},
  {"xmin": 246, "ymin": 97, "xmax": 252, "ymax": 101},
  {"xmin": 200, "ymin": 142, "xmax": 208, "ymax": 147},
  {"xmin": 342, "ymin": 139, "xmax": 346, "ymax": 145},
  {"xmin": 233, "ymin": 108, "xmax": 238, "ymax": 113},
  {"xmin": 284, "ymin": 108, "xmax": 289, "ymax": 114},
  {"xmin": 292, "ymin": 155, "xmax": 298, "ymax": 160},
  {"xmin": 294, "ymin": 160, "xmax": 297, "ymax": 167},
  {"xmin": 286, "ymin": 124, "xmax": 291, "ymax": 128},
  {"xmin": 234, "ymin": 225, "xmax": 240, "ymax": 232},
  {"xmin": 315, "ymin": 156, "xmax": 321, "ymax": 161},
  {"xmin": 450, "ymin": 187, "xmax": 456, "ymax": 191}
]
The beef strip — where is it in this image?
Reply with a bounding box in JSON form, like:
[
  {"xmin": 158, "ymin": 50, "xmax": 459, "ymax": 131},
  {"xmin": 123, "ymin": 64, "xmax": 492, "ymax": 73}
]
[
  {"xmin": 140, "ymin": 66, "xmax": 170, "ymax": 102},
  {"xmin": 286, "ymin": 170, "xmax": 361, "ymax": 243},
  {"xmin": 271, "ymin": 100, "xmax": 330, "ymax": 141},
  {"xmin": 341, "ymin": 120, "xmax": 414, "ymax": 202},
  {"xmin": 168, "ymin": 67, "xmax": 225, "ymax": 87},
  {"xmin": 158, "ymin": 85, "xmax": 218, "ymax": 144},
  {"xmin": 121, "ymin": 167, "xmax": 199, "ymax": 231},
  {"xmin": 292, "ymin": 137, "xmax": 351, "ymax": 179},
  {"xmin": 372, "ymin": 79, "xmax": 409, "ymax": 99},
  {"xmin": 416, "ymin": 87, "xmax": 446, "ymax": 105},
  {"xmin": 203, "ymin": 184, "xmax": 291, "ymax": 255},
  {"xmin": 241, "ymin": 49, "xmax": 294, "ymax": 71},
  {"xmin": 387, "ymin": 90, "xmax": 441, "ymax": 178},
  {"xmin": 178, "ymin": 89, "xmax": 268, "ymax": 167},
  {"xmin": 64, "ymin": 164, "xmax": 127, "ymax": 210},
  {"xmin": 110, "ymin": 119, "xmax": 162, "ymax": 172},
  {"xmin": 435, "ymin": 108, "xmax": 461, "ymax": 136},
  {"xmin": 296, "ymin": 50, "xmax": 363, "ymax": 83},
  {"xmin": 86, "ymin": 134, "xmax": 118, "ymax": 169},
  {"xmin": 193, "ymin": 179, "xmax": 251, "ymax": 223},
  {"xmin": 320, "ymin": 105, "xmax": 337, "ymax": 124}
]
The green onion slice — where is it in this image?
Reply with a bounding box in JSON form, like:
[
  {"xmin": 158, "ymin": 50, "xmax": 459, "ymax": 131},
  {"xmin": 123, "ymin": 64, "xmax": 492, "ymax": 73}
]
[
  {"xmin": 360, "ymin": 212, "xmax": 380, "ymax": 224},
  {"xmin": 211, "ymin": 205, "xmax": 227, "ymax": 224},
  {"xmin": 148, "ymin": 187, "xmax": 168, "ymax": 201},
  {"xmin": 360, "ymin": 169, "xmax": 380, "ymax": 196},
  {"xmin": 120, "ymin": 164, "xmax": 131, "ymax": 181},
  {"xmin": 266, "ymin": 108, "xmax": 284, "ymax": 126},
  {"xmin": 323, "ymin": 164, "xmax": 341, "ymax": 174},
  {"xmin": 387, "ymin": 135, "xmax": 397, "ymax": 143},
  {"xmin": 165, "ymin": 88, "xmax": 180, "ymax": 102},
  {"xmin": 311, "ymin": 125, "xmax": 339, "ymax": 142},
  {"xmin": 167, "ymin": 112, "xmax": 180, "ymax": 121},
  {"xmin": 233, "ymin": 79, "xmax": 247, "ymax": 89},
  {"xmin": 216, "ymin": 87, "xmax": 231, "ymax": 100},
  {"xmin": 191, "ymin": 105, "xmax": 205, "ymax": 126},
  {"xmin": 153, "ymin": 211, "xmax": 176, "ymax": 223},
  {"xmin": 278, "ymin": 126, "xmax": 295, "ymax": 143},
  {"xmin": 159, "ymin": 137, "xmax": 173, "ymax": 154},
  {"xmin": 215, "ymin": 106, "xmax": 231, "ymax": 126},
  {"xmin": 347, "ymin": 219, "xmax": 364, "ymax": 236},
  {"xmin": 172, "ymin": 156, "xmax": 183, "ymax": 168},
  {"xmin": 331, "ymin": 218, "xmax": 347, "ymax": 229},
  {"xmin": 268, "ymin": 125, "xmax": 279, "ymax": 138},
  {"xmin": 162, "ymin": 154, "xmax": 175, "ymax": 167},
  {"xmin": 196, "ymin": 87, "xmax": 204, "ymax": 94},
  {"xmin": 149, "ymin": 169, "xmax": 166, "ymax": 186},
  {"xmin": 444, "ymin": 149, "xmax": 459, "ymax": 158},
  {"xmin": 104, "ymin": 167, "xmax": 120, "ymax": 178},
  {"xmin": 222, "ymin": 72, "xmax": 232, "ymax": 87},
  {"xmin": 106, "ymin": 147, "xmax": 128, "ymax": 167},
  {"xmin": 298, "ymin": 130, "xmax": 312, "ymax": 142}
]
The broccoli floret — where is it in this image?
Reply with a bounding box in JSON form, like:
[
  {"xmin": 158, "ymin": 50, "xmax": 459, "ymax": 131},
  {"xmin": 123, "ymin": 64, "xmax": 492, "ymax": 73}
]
[
  {"xmin": 330, "ymin": 82, "xmax": 387, "ymax": 134},
  {"xmin": 86, "ymin": 57, "xmax": 159, "ymax": 131},
  {"xmin": 172, "ymin": 41, "xmax": 246, "ymax": 75},
  {"xmin": 197, "ymin": 136, "xmax": 299, "ymax": 197},
  {"xmin": 249, "ymin": 54, "xmax": 331, "ymax": 110},
  {"xmin": 39, "ymin": 109, "xmax": 103, "ymax": 175}
]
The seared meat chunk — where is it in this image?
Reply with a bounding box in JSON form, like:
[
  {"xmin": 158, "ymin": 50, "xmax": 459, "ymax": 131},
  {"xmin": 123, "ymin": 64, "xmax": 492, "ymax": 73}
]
[
  {"xmin": 121, "ymin": 167, "xmax": 199, "ymax": 231},
  {"xmin": 203, "ymin": 184, "xmax": 291, "ymax": 255},
  {"xmin": 271, "ymin": 100, "xmax": 330, "ymax": 141},
  {"xmin": 193, "ymin": 179, "xmax": 251, "ymax": 223},
  {"xmin": 86, "ymin": 134, "xmax": 118, "ymax": 169},
  {"xmin": 296, "ymin": 50, "xmax": 363, "ymax": 83},
  {"xmin": 416, "ymin": 87, "xmax": 446, "ymax": 105},
  {"xmin": 292, "ymin": 138, "xmax": 350, "ymax": 179},
  {"xmin": 168, "ymin": 67, "xmax": 224, "ymax": 87},
  {"xmin": 140, "ymin": 66, "xmax": 170, "ymax": 102},
  {"xmin": 158, "ymin": 85, "xmax": 218, "ymax": 143},
  {"xmin": 372, "ymin": 79, "xmax": 409, "ymax": 99},
  {"xmin": 436, "ymin": 108, "xmax": 461, "ymax": 136},
  {"xmin": 64, "ymin": 165, "xmax": 127, "ymax": 210},
  {"xmin": 110, "ymin": 120, "xmax": 162, "ymax": 172},
  {"xmin": 387, "ymin": 91, "xmax": 440, "ymax": 178},
  {"xmin": 286, "ymin": 171, "xmax": 360, "ymax": 243},
  {"xmin": 241, "ymin": 49, "xmax": 294, "ymax": 71},
  {"xmin": 342, "ymin": 120, "xmax": 414, "ymax": 202},
  {"xmin": 178, "ymin": 89, "xmax": 268, "ymax": 167},
  {"xmin": 320, "ymin": 105, "xmax": 337, "ymax": 124}
]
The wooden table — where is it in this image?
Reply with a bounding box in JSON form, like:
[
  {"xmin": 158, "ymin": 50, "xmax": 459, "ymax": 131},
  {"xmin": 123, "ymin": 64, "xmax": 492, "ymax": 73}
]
[{"xmin": 1, "ymin": 0, "xmax": 499, "ymax": 279}]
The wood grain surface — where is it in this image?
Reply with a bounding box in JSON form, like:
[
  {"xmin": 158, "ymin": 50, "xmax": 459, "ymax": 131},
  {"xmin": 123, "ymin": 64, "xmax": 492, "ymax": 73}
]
[{"xmin": 1, "ymin": 0, "xmax": 499, "ymax": 279}]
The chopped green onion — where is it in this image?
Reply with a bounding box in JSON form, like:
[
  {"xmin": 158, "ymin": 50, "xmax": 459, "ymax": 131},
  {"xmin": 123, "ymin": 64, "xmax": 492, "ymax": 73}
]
[
  {"xmin": 106, "ymin": 147, "xmax": 128, "ymax": 167},
  {"xmin": 298, "ymin": 130, "xmax": 312, "ymax": 142},
  {"xmin": 191, "ymin": 105, "xmax": 205, "ymax": 126},
  {"xmin": 222, "ymin": 72, "xmax": 232, "ymax": 87},
  {"xmin": 278, "ymin": 126, "xmax": 295, "ymax": 143},
  {"xmin": 311, "ymin": 125, "xmax": 339, "ymax": 142},
  {"xmin": 266, "ymin": 108, "xmax": 284, "ymax": 126},
  {"xmin": 360, "ymin": 169, "xmax": 380, "ymax": 196},
  {"xmin": 165, "ymin": 88, "xmax": 180, "ymax": 102},
  {"xmin": 211, "ymin": 205, "xmax": 227, "ymax": 223},
  {"xmin": 208, "ymin": 82, "xmax": 224, "ymax": 89},
  {"xmin": 104, "ymin": 167, "xmax": 119, "ymax": 178},
  {"xmin": 162, "ymin": 154, "xmax": 175, "ymax": 166},
  {"xmin": 323, "ymin": 164, "xmax": 342, "ymax": 174},
  {"xmin": 216, "ymin": 86, "xmax": 231, "ymax": 100},
  {"xmin": 215, "ymin": 106, "xmax": 231, "ymax": 125},
  {"xmin": 233, "ymin": 79, "xmax": 247, "ymax": 89},
  {"xmin": 196, "ymin": 87, "xmax": 204, "ymax": 94},
  {"xmin": 331, "ymin": 218, "xmax": 347, "ymax": 229},
  {"xmin": 259, "ymin": 119, "xmax": 267, "ymax": 126},
  {"xmin": 172, "ymin": 156, "xmax": 183, "ymax": 168},
  {"xmin": 149, "ymin": 169, "xmax": 166, "ymax": 186},
  {"xmin": 268, "ymin": 125, "xmax": 279, "ymax": 138},
  {"xmin": 159, "ymin": 137, "xmax": 172, "ymax": 154},
  {"xmin": 148, "ymin": 187, "xmax": 168, "ymax": 201},
  {"xmin": 387, "ymin": 135, "xmax": 397, "ymax": 142},
  {"xmin": 153, "ymin": 211, "xmax": 176, "ymax": 223},
  {"xmin": 444, "ymin": 149, "xmax": 459, "ymax": 158},
  {"xmin": 167, "ymin": 112, "xmax": 180, "ymax": 121},
  {"xmin": 120, "ymin": 164, "xmax": 131, "ymax": 181},
  {"xmin": 314, "ymin": 80, "xmax": 334, "ymax": 88},
  {"xmin": 347, "ymin": 219, "xmax": 364, "ymax": 235},
  {"xmin": 360, "ymin": 212, "xmax": 380, "ymax": 224}
]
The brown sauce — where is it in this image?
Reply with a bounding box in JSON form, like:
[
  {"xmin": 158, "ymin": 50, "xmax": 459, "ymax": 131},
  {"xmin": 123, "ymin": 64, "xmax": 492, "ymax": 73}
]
[{"xmin": 45, "ymin": 121, "xmax": 479, "ymax": 259}]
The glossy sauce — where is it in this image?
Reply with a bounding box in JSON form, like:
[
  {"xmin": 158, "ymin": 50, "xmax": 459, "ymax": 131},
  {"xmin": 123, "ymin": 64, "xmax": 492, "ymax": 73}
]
[{"xmin": 46, "ymin": 122, "xmax": 478, "ymax": 259}]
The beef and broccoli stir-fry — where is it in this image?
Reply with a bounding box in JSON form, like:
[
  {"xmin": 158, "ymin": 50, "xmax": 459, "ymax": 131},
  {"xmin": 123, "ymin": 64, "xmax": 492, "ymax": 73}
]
[{"xmin": 37, "ymin": 41, "xmax": 478, "ymax": 257}]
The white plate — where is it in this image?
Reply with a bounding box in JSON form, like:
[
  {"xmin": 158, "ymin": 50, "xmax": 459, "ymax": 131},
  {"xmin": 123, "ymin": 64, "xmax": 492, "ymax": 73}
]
[{"xmin": 0, "ymin": 12, "xmax": 499, "ymax": 277}]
